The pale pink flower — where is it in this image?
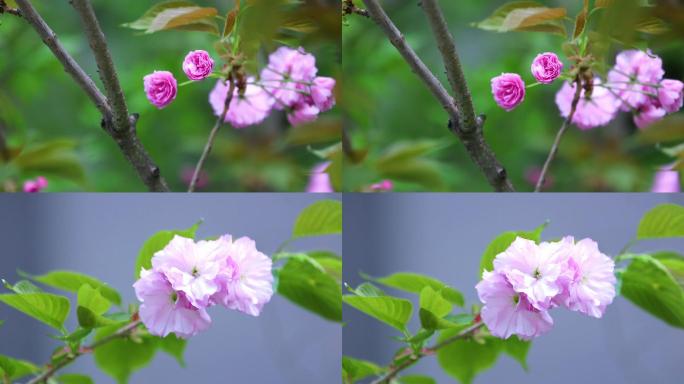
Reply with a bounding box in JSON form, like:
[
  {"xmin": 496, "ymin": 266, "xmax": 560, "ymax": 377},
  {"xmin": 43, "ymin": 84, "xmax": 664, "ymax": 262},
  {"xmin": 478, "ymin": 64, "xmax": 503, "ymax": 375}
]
[
  {"xmin": 23, "ymin": 176, "xmax": 48, "ymax": 193},
  {"xmin": 476, "ymin": 271, "xmax": 554, "ymax": 340},
  {"xmin": 214, "ymin": 236, "xmax": 273, "ymax": 316},
  {"xmin": 556, "ymin": 238, "xmax": 616, "ymax": 318},
  {"xmin": 531, "ymin": 52, "xmax": 563, "ymax": 84},
  {"xmin": 633, "ymin": 103, "xmax": 666, "ymax": 129},
  {"xmin": 182, "ymin": 50, "xmax": 214, "ymax": 81},
  {"xmin": 261, "ymin": 46, "xmax": 318, "ymax": 108},
  {"xmin": 369, "ymin": 180, "xmax": 393, "ymax": 192},
  {"xmin": 310, "ymin": 77, "xmax": 336, "ymax": 112},
  {"xmin": 133, "ymin": 269, "xmax": 211, "ymax": 338},
  {"xmin": 144, "ymin": 70, "xmax": 177, "ymax": 109},
  {"xmin": 493, "ymin": 237, "xmax": 571, "ymax": 310},
  {"xmin": 555, "ymin": 79, "xmax": 620, "ymax": 130},
  {"xmin": 491, "ymin": 73, "xmax": 525, "ymax": 111},
  {"xmin": 658, "ymin": 79, "xmax": 683, "ymax": 113},
  {"xmin": 287, "ymin": 102, "xmax": 320, "ymax": 126},
  {"xmin": 306, "ymin": 162, "xmax": 334, "ymax": 193},
  {"xmin": 651, "ymin": 166, "xmax": 680, "ymax": 193},
  {"xmin": 209, "ymin": 78, "xmax": 275, "ymax": 128},
  {"xmin": 151, "ymin": 235, "xmax": 227, "ymax": 308},
  {"xmin": 607, "ymin": 50, "xmax": 664, "ymax": 111}
]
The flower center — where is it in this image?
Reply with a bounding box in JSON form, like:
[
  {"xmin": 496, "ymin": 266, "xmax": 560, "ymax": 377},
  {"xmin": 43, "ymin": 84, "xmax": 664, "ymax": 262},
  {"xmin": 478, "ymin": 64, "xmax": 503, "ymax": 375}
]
[
  {"xmin": 512, "ymin": 293, "xmax": 520, "ymax": 305},
  {"xmin": 533, "ymin": 268, "xmax": 542, "ymax": 279},
  {"xmin": 170, "ymin": 291, "xmax": 178, "ymax": 303},
  {"xmin": 191, "ymin": 266, "xmax": 199, "ymax": 277}
]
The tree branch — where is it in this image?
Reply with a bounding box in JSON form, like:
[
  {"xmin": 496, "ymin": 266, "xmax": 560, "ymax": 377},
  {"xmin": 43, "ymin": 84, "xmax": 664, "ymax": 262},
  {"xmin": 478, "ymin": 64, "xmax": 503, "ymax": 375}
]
[
  {"xmin": 535, "ymin": 77, "xmax": 582, "ymax": 192},
  {"xmin": 370, "ymin": 321, "xmax": 484, "ymax": 384},
  {"xmin": 188, "ymin": 75, "xmax": 236, "ymax": 192},
  {"xmin": 26, "ymin": 319, "xmax": 142, "ymax": 384},
  {"xmin": 359, "ymin": 0, "xmax": 514, "ymax": 191}
]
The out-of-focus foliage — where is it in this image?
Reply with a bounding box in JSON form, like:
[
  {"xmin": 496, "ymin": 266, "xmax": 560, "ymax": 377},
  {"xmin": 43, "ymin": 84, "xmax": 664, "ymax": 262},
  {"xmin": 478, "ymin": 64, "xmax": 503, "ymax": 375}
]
[
  {"xmin": 0, "ymin": 0, "xmax": 340, "ymax": 191},
  {"xmin": 342, "ymin": 0, "xmax": 684, "ymax": 191}
]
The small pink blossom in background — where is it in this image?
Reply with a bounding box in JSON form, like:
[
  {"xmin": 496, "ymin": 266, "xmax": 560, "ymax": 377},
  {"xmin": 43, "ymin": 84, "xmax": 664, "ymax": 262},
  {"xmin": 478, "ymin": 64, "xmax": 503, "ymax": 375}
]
[
  {"xmin": 261, "ymin": 46, "xmax": 318, "ymax": 108},
  {"xmin": 524, "ymin": 167, "xmax": 553, "ymax": 189},
  {"xmin": 607, "ymin": 50, "xmax": 664, "ymax": 111},
  {"xmin": 476, "ymin": 270, "xmax": 554, "ymax": 340},
  {"xmin": 306, "ymin": 162, "xmax": 334, "ymax": 193},
  {"xmin": 180, "ymin": 166, "xmax": 208, "ymax": 189},
  {"xmin": 531, "ymin": 52, "xmax": 563, "ymax": 84},
  {"xmin": 369, "ymin": 180, "xmax": 393, "ymax": 192},
  {"xmin": 555, "ymin": 78, "xmax": 619, "ymax": 130},
  {"xmin": 288, "ymin": 102, "xmax": 320, "ymax": 126},
  {"xmin": 658, "ymin": 79, "xmax": 683, "ymax": 113},
  {"xmin": 491, "ymin": 73, "xmax": 525, "ymax": 111},
  {"xmin": 144, "ymin": 71, "xmax": 177, "ymax": 109},
  {"xmin": 182, "ymin": 50, "xmax": 214, "ymax": 81},
  {"xmin": 633, "ymin": 103, "xmax": 666, "ymax": 129},
  {"xmin": 652, "ymin": 166, "xmax": 680, "ymax": 193},
  {"xmin": 209, "ymin": 78, "xmax": 275, "ymax": 128},
  {"xmin": 23, "ymin": 176, "xmax": 47, "ymax": 193},
  {"xmin": 311, "ymin": 77, "xmax": 336, "ymax": 112}
]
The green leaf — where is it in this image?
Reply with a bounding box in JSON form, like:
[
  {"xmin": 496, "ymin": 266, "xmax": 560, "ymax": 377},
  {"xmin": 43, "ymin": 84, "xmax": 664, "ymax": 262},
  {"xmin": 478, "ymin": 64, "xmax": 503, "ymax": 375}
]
[
  {"xmin": 122, "ymin": 1, "xmax": 219, "ymax": 35},
  {"xmin": 277, "ymin": 258, "xmax": 341, "ymax": 322},
  {"xmin": 653, "ymin": 251, "xmax": 684, "ymax": 289},
  {"xmin": 0, "ymin": 355, "xmax": 39, "ymax": 380},
  {"xmin": 93, "ymin": 325, "xmax": 157, "ymax": 384},
  {"xmin": 372, "ymin": 272, "xmax": 464, "ymax": 307},
  {"xmin": 0, "ymin": 293, "xmax": 69, "ymax": 330},
  {"xmin": 5, "ymin": 280, "xmax": 42, "ymax": 294},
  {"xmin": 420, "ymin": 286, "xmax": 452, "ymax": 318},
  {"xmin": 341, "ymin": 356, "xmax": 384, "ymax": 383},
  {"xmin": 77, "ymin": 285, "xmax": 116, "ymax": 329},
  {"xmin": 11, "ymin": 139, "xmax": 85, "ymax": 183},
  {"xmin": 397, "ymin": 375, "xmax": 437, "ymax": 384},
  {"xmin": 343, "ymin": 295, "xmax": 412, "ymax": 332},
  {"xmin": 472, "ymin": 1, "xmax": 567, "ymax": 36},
  {"xmin": 502, "ymin": 336, "xmax": 531, "ymax": 370},
  {"xmin": 437, "ymin": 332, "xmax": 502, "ymax": 384},
  {"xmin": 621, "ymin": 255, "xmax": 684, "ymax": 328},
  {"xmin": 158, "ymin": 334, "xmax": 187, "ymax": 367},
  {"xmin": 479, "ymin": 223, "xmax": 546, "ymax": 276},
  {"xmin": 352, "ymin": 282, "xmax": 386, "ymax": 297},
  {"xmin": 309, "ymin": 251, "xmax": 342, "ymax": 283},
  {"xmin": 292, "ymin": 200, "xmax": 342, "ymax": 238},
  {"xmin": 637, "ymin": 204, "xmax": 684, "ymax": 240},
  {"xmin": 30, "ymin": 270, "xmax": 122, "ymax": 306},
  {"xmin": 135, "ymin": 222, "xmax": 200, "ymax": 278},
  {"xmin": 57, "ymin": 373, "xmax": 95, "ymax": 384}
]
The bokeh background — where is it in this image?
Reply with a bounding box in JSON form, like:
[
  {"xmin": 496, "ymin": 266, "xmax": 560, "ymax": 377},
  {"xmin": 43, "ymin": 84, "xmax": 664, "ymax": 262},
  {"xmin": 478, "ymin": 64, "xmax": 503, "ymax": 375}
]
[
  {"xmin": 0, "ymin": 0, "xmax": 341, "ymax": 191},
  {"xmin": 342, "ymin": 0, "xmax": 684, "ymax": 191},
  {"xmin": 0, "ymin": 194, "xmax": 341, "ymax": 383},
  {"xmin": 344, "ymin": 194, "xmax": 684, "ymax": 383}
]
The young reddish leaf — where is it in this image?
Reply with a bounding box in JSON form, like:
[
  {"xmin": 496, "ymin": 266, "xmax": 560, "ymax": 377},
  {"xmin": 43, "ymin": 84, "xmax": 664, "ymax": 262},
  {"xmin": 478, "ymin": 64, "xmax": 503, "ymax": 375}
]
[
  {"xmin": 501, "ymin": 7, "xmax": 567, "ymax": 31},
  {"xmin": 473, "ymin": 1, "xmax": 567, "ymax": 36},
  {"xmin": 122, "ymin": 1, "xmax": 219, "ymax": 35},
  {"xmin": 573, "ymin": 0, "xmax": 589, "ymax": 39},
  {"xmin": 223, "ymin": 9, "xmax": 238, "ymax": 38}
]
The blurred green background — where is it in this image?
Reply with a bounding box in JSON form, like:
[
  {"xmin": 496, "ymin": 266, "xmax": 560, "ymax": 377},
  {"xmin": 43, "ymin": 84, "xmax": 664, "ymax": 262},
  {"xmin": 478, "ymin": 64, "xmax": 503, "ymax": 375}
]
[
  {"xmin": 342, "ymin": 0, "xmax": 684, "ymax": 191},
  {"xmin": 0, "ymin": 0, "xmax": 340, "ymax": 191}
]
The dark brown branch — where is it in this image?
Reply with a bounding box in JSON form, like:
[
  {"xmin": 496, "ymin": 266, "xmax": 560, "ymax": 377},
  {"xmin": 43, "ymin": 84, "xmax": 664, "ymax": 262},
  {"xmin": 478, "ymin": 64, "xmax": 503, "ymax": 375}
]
[
  {"xmin": 360, "ymin": 0, "xmax": 514, "ymax": 191},
  {"xmin": 342, "ymin": 0, "xmax": 369, "ymax": 17},
  {"xmin": 0, "ymin": 0, "xmax": 22, "ymax": 17},
  {"xmin": 534, "ymin": 77, "xmax": 582, "ymax": 192}
]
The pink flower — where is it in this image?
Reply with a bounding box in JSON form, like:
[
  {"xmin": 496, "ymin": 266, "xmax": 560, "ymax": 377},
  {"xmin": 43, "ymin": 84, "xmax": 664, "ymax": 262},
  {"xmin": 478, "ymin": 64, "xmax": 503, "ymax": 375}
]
[
  {"xmin": 260, "ymin": 46, "xmax": 318, "ymax": 108},
  {"xmin": 133, "ymin": 269, "xmax": 211, "ymax": 338},
  {"xmin": 287, "ymin": 102, "xmax": 320, "ymax": 126},
  {"xmin": 306, "ymin": 162, "xmax": 334, "ymax": 193},
  {"xmin": 524, "ymin": 167, "xmax": 553, "ymax": 189},
  {"xmin": 144, "ymin": 70, "xmax": 177, "ymax": 109},
  {"xmin": 491, "ymin": 73, "xmax": 525, "ymax": 111},
  {"xmin": 182, "ymin": 50, "xmax": 214, "ymax": 81},
  {"xmin": 209, "ymin": 78, "xmax": 275, "ymax": 128},
  {"xmin": 180, "ymin": 166, "xmax": 208, "ymax": 190},
  {"xmin": 652, "ymin": 166, "xmax": 680, "ymax": 193},
  {"xmin": 214, "ymin": 236, "xmax": 273, "ymax": 316},
  {"xmin": 23, "ymin": 176, "xmax": 48, "ymax": 193},
  {"xmin": 493, "ymin": 237, "xmax": 571, "ymax": 310},
  {"xmin": 151, "ymin": 235, "xmax": 227, "ymax": 308},
  {"xmin": 310, "ymin": 77, "xmax": 336, "ymax": 112},
  {"xmin": 531, "ymin": 52, "xmax": 563, "ymax": 84},
  {"xmin": 607, "ymin": 50, "xmax": 664, "ymax": 111},
  {"xmin": 633, "ymin": 103, "xmax": 666, "ymax": 129},
  {"xmin": 369, "ymin": 180, "xmax": 393, "ymax": 192},
  {"xmin": 476, "ymin": 271, "xmax": 554, "ymax": 340},
  {"xmin": 555, "ymin": 79, "xmax": 620, "ymax": 130},
  {"xmin": 556, "ymin": 238, "xmax": 616, "ymax": 318},
  {"xmin": 658, "ymin": 79, "xmax": 683, "ymax": 113}
]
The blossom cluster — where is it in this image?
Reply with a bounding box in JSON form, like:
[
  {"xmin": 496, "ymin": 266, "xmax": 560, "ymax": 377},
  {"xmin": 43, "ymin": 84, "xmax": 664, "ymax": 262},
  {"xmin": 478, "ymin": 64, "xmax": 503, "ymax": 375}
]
[
  {"xmin": 133, "ymin": 234, "xmax": 273, "ymax": 338},
  {"xmin": 556, "ymin": 50, "xmax": 683, "ymax": 130},
  {"xmin": 144, "ymin": 47, "xmax": 336, "ymax": 128},
  {"xmin": 491, "ymin": 52, "xmax": 563, "ymax": 111},
  {"xmin": 23, "ymin": 176, "xmax": 48, "ymax": 193},
  {"xmin": 476, "ymin": 236, "xmax": 616, "ymax": 340}
]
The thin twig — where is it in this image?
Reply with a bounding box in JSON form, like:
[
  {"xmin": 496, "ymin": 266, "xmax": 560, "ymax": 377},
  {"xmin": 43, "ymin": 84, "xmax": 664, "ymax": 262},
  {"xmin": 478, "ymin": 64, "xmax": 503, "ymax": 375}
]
[
  {"xmin": 0, "ymin": 0, "xmax": 22, "ymax": 17},
  {"xmin": 370, "ymin": 322, "xmax": 484, "ymax": 384},
  {"xmin": 359, "ymin": 0, "xmax": 514, "ymax": 191},
  {"xmin": 188, "ymin": 75, "xmax": 236, "ymax": 192},
  {"xmin": 342, "ymin": 0, "xmax": 369, "ymax": 18},
  {"xmin": 535, "ymin": 77, "xmax": 582, "ymax": 192},
  {"xmin": 26, "ymin": 320, "xmax": 142, "ymax": 384}
]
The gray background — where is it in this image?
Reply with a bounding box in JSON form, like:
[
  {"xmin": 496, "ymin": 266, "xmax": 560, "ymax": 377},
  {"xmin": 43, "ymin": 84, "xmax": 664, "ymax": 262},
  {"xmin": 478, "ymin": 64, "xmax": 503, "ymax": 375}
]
[
  {"xmin": 344, "ymin": 193, "xmax": 684, "ymax": 384},
  {"xmin": 0, "ymin": 194, "xmax": 341, "ymax": 384}
]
